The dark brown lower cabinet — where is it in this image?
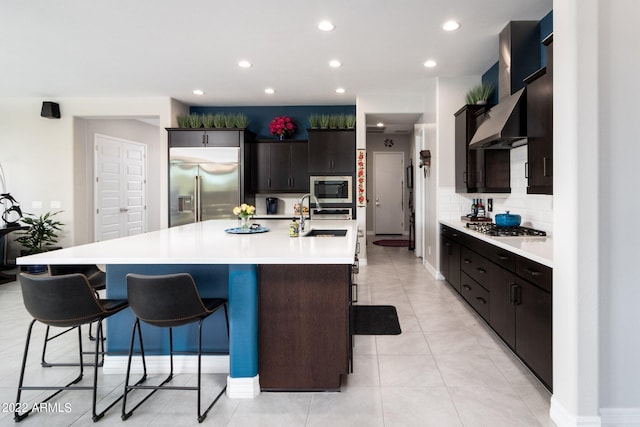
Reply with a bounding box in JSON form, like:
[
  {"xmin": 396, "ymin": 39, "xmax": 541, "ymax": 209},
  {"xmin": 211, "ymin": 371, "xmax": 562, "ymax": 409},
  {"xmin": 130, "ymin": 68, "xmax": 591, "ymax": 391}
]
[
  {"xmin": 258, "ymin": 264, "xmax": 350, "ymax": 391},
  {"xmin": 440, "ymin": 226, "xmax": 552, "ymax": 391}
]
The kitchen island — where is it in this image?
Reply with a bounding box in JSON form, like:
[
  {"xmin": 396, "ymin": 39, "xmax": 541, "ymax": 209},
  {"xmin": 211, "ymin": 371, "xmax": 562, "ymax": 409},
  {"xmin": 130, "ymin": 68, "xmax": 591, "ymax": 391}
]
[{"xmin": 17, "ymin": 219, "xmax": 359, "ymax": 397}]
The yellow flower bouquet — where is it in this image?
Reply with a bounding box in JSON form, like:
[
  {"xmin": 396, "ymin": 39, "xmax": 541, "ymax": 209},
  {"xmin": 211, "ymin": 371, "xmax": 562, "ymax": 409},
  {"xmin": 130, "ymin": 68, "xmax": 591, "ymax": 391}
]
[{"xmin": 233, "ymin": 203, "xmax": 255, "ymax": 229}]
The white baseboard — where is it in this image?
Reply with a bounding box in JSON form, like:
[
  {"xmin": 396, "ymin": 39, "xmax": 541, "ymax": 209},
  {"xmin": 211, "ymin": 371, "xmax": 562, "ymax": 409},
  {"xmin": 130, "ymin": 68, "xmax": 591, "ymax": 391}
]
[
  {"xmin": 600, "ymin": 408, "xmax": 640, "ymax": 426},
  {"xmin": 103, "ymin": 355, "xmax": 261, "ymax": 398},
  {"xmin": 103, "ymin": 355, "xmax": 229, "ymax": 375},
  {"xmin": 423, "ymin": 260, "xmax": 444, "ymax": 280},
  {"xmin": 550, "ymin": 397, "xmax": 602, "ymax": 427},
  {"xmin": 227, "ymin": 375, "xmax": 260, "ymax": 398}
]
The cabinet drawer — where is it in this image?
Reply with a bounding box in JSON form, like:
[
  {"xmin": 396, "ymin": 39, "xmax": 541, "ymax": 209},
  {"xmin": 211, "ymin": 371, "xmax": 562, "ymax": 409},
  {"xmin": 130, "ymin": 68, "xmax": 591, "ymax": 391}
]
[
  {"xmin": 460, "ymin": 272, "xmax": 490, "ymax": 321},
  {"xmin": 461, "ymin": 247, "xmax": 499, "ymax": 286},
  {"xmin": 516, "ymin": 256, "xmax": 552, "ymax": 292},
  {"xmin": 440, "ymin": 225, "xmax": 463, "ymax": 243}
]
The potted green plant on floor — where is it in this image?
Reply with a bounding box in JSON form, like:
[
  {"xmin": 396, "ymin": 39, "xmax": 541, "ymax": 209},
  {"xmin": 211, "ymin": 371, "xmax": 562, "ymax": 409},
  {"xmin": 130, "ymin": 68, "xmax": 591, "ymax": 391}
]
[{"xmin": 16, "ymin": 211, "xmax": 64, "ymax": 274}]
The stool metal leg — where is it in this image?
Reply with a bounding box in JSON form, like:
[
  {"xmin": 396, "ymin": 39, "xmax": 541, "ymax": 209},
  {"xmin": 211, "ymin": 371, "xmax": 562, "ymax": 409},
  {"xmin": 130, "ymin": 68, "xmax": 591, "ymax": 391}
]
[{"xmin": 14, "ymin": 321, "xmax": 85, "ymax": 422}]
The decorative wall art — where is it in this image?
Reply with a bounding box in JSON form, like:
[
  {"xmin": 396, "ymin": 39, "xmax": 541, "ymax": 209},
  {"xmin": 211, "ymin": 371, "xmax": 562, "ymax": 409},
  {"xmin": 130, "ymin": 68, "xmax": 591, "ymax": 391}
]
[{"xmin": 357, "ymin": 149, "xmax": 366, "ymax": 207}]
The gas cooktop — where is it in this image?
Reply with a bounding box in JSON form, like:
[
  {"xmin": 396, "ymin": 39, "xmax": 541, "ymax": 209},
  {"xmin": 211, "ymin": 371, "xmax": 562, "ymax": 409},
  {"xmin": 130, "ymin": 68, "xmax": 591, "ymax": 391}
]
[{"xmin": 466, "ymin": 222, "xmax": 547, "ymax": 237}]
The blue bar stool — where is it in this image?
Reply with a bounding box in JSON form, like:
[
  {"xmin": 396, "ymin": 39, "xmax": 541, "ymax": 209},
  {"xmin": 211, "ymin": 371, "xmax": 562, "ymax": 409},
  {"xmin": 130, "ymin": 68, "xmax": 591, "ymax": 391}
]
[
  {"xmin": 15, "ymin": 273, "xmax": 128, "ymax": 422},
  {"xmin": 122, "ymin": 273, "xmax": 229, "ymax": 423}
]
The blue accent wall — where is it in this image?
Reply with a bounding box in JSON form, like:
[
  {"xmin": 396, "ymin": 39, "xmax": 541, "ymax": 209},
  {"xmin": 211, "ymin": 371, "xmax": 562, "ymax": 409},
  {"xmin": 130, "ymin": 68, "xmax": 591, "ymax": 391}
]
[
  {"xmin": 539, "ymin": 11, "xmax": 554, "ymax": 67},
  {"xmin": 190, "ymin": 105, "xmax": 356, "ymax": 140},
  {"xmin": 482, "ymin": 62, "xmax": 500, "ymax": 107}
]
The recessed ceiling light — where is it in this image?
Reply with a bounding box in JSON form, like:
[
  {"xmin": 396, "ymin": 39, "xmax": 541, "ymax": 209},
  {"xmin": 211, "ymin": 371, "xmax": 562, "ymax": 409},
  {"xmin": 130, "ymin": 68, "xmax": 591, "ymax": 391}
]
[
  {"xmin": 377, "ymin": 122, "xmax": 384, "ymax": 127},
  {"xmin": 329, "ymin": 59, "xmax": 342, "ymax": 68},
  {"xmin": 442, "ymin": 20, "xmax": 460, "ymax": 31},
  {"xmin": 424, "ymin": 59, "xmax": 437, "ymax": 68},
  {"xmin": 336, "ymin": 88, "xmax": 346, "ymax": 94},
  {"xmin": 264, "ymin": 88, "xmax": 275, "ymax": 94},
  {"xmin": 193, "ymin": 89, "xmax": 205, "ymax": 95},
  {"xmin": 318, "ymin": 20, "xmax": 335, "ymax": 31},
  {"xmin": 238, "ymin": 60, "xmax": 252, "ymax": 68}
]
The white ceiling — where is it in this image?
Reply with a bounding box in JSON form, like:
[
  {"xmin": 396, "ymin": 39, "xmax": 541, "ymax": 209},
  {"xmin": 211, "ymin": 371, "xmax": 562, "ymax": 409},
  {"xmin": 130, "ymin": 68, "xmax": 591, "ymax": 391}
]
[{"xmin": 0, "ymin": 0, "xmax": 551, "ymax": 110}]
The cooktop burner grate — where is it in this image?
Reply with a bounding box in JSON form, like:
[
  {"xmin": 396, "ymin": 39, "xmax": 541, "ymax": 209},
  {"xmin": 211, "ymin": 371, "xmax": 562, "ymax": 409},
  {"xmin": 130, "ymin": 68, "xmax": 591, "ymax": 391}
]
[{"xmin": 466, "ymin": 222, "xmax": 547, "ymax": 237}]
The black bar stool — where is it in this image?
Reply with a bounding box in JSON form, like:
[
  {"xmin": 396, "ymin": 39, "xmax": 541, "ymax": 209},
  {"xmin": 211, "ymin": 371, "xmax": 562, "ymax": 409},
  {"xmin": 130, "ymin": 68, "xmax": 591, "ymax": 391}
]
[
  {"xmin": 15, "ymin": 273, "xmax": 129, "ymax": 422},
  {"xmin": 122, "ymin": 273, "xmax": 229, "ymax": 423},
  {"xmin": 42, "ymin": 264, "xmax": 107, "ymax": 367}
]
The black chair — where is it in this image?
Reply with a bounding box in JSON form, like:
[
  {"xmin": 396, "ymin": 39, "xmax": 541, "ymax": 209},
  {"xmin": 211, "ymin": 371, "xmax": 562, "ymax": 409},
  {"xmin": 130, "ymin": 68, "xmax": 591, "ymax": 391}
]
[
  {"xmin": 15, "ymin": 273, "xmax": 129, "ymax": 422},
  {"xmin": 41, "ymin": 264, "xmax": 107, "ymax": 366},
  {"xmin": 122, "ymin": 273, "xmax": 228, "ymax": 423}
]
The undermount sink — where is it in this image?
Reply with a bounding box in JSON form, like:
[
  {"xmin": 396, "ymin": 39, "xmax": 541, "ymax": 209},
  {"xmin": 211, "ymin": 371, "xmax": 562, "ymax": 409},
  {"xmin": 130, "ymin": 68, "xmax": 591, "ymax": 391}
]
[{"xmin": 303, "ymin": 229, "xmax": 348, "ymax": 237}]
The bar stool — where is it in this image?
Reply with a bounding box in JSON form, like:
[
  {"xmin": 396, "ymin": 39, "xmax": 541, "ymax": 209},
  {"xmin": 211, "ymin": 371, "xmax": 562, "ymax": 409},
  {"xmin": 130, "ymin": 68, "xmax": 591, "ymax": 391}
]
[
  {"xmin": 122, "ymin": 273, "xmax": 228, "ymax": 423},
  {"xmin": 15, "ymin": 273, "xmax": 128, "ymax": 422},
  {"xmin": 41, "ymin": 264, "xmax": 107, "ymax": 367}
]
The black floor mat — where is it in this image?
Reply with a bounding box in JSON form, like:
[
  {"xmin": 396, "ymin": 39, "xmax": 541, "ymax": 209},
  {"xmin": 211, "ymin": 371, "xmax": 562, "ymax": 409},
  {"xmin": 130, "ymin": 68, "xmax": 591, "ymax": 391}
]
[{"xmin": 351, "ymin": 305, "xmax": 401, "ymax": 335}]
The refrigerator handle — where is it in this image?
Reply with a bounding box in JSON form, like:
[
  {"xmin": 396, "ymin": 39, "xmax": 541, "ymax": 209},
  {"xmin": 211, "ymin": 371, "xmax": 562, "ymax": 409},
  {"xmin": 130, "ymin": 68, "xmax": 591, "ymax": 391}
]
[{"xmin": 194, "ymin": 176, "xmax": 201, "ymax": 222}]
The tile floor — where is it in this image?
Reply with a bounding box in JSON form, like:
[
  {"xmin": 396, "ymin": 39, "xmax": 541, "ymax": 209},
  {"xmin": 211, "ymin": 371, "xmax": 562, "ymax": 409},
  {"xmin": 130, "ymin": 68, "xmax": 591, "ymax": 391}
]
[{"xmin": 0, "ymin": 240, "xmax": 554, "ymax": 426}]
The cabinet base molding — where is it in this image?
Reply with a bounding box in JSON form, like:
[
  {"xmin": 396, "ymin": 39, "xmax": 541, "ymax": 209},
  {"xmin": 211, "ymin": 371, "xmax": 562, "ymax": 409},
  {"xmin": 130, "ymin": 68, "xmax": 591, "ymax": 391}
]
[
  {"xmin": 227, "ymin": 375, "xmax": 261, "ymax": 399},
  {"xmin": 550, "ymin": 397, "xmax": 602, "ymax": 427},
  {"xmin": 424, "ymin": 260, "xmax": 444, "ymax": 280}
]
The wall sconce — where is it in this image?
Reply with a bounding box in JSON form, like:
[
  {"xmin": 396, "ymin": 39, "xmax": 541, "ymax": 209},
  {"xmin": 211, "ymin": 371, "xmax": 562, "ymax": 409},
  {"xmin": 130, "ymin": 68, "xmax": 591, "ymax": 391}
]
[
  {"xmin": 419, "ymin": 150, "xmax": 431, "ymax": 177},
  {"xmin": 41, "ymin": 101, "xmax": 61, "ymax": 119}
]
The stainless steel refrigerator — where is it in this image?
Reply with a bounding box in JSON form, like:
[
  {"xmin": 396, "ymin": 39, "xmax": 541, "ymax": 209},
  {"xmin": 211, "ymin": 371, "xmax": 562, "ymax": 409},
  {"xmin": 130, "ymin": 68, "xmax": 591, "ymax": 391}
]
[{"xmin": 169, "ymin": 147, "xmax": 240, "ymax": 227}]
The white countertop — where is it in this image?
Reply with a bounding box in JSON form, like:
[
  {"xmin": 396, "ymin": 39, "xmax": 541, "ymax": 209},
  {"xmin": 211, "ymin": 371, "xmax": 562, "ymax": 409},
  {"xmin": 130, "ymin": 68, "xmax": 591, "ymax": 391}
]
[
  {"xmin": 440, "ymin": 219, "xmax": 553, "ymax": 268},
  {"xmin": 17, "ymin": 219, "xmax": 358, "ymax": 266}
]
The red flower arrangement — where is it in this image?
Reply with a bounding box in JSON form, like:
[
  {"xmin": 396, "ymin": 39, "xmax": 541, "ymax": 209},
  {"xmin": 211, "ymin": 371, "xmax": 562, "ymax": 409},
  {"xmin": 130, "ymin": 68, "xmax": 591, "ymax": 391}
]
[{"xmin": 269, "ymin": 116, "xmax": 296, "ymax": 139}]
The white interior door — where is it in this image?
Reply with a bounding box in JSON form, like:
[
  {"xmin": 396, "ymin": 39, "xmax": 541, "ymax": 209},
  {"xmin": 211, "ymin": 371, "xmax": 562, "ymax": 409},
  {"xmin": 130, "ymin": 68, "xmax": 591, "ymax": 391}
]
[
  {"xmin": 95, "ymin": 134, "xmax": 146, "ymax": 242},
  {"xmin": 373, "ymin": 152, "xmax": 404, "ymax": 234}
]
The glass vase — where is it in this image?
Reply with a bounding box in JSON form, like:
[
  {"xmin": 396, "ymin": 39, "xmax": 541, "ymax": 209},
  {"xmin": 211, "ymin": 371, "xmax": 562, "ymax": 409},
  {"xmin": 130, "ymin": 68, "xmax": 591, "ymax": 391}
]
[{"xmin": 240, "ymin": 215, "xmax": 250, "ymax": 230}]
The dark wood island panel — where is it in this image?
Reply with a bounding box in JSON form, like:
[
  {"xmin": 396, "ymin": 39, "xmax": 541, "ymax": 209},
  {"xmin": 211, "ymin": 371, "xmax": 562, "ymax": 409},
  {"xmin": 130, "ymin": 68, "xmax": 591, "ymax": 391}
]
[{"xmin": 258, "ymin": 264, "xmax": 350, "ymax": 391}]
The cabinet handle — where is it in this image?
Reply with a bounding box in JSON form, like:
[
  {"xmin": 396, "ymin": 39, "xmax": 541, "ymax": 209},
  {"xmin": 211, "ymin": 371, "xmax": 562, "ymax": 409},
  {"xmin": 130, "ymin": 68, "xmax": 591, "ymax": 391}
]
[
  {"xmin": 525, "ymin": 267, "xmax": 542, "ymax": 277},
  {"xmin": 525, "ymin": 162, "xmax": 529, "ymax": 179},
  {"xmin": 463, "ymin": 171, "xmax": 468, "ymax": 184},
  {"xmin": 496, "ymin": 254, "xmax": 509, "ymax": 261},
  {"xmin": 451, "ymin": 233, "xmax": 459, "ymax": 238},
  {"xmin": 444, "ymin": 242, "xmax": 451, "ymax": 247},
  {"xmin": 543, "ymin": 157, "xmax": 549, "ymax": 177},
  {"xmin": 477, "ymin": 267, "xmax": 487, "ymax": 274},
  {"xmin": 509, "ymin": 284, "xmax": 516, "ymax": 303},
  {"xmin": 462, "ymin": 285, "xmax": 472, "ymax": 291},
  {"xmin": 513, "ymin": 285, "xmax": 522, "ymax": 305},
  {"xmin": 267, "ymin": 177, "xmax": 271, "ymax": 187},
  {"xmin": 463, "ymin": 259, "xmax": 471, "ymax": 264},
  {"xmin": 476, "ymin": 297, "xmax": 487, "ymax": 304},
  {"xmin": 352, "ymin": 283, "xmax": 358, "ymax": 303}
]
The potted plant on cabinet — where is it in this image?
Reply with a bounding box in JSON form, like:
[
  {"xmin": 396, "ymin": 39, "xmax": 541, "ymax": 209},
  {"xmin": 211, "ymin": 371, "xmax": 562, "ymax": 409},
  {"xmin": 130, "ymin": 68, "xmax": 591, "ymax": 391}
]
[
  {"xmin": 16, "ymin": 211, "xmax": 64, "ymax": 274},
  {"xmin": 465, "ymin": 83, "xmax": 494, "ymax": 105}
]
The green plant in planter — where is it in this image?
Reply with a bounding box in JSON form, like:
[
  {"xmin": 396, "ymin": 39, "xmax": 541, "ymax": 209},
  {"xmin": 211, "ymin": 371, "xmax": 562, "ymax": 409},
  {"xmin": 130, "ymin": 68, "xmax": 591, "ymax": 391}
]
[
  {"xmin": 213, "ymin": 113, "xmax": 225, "ymax": 128},
  {"xmin": 319, "ymin": 114, "xmax": 330, "ymax": 128},
  {"xmin": 345, "ymin": 114, "xmax": 356, "ymax": 128},
  {"xmin": 201, "ymin": 113, "xmax": 215, "ymax": 128},
  {"xmin": 308, "ymin": 114, "xmax": 320, "ymax": 128},
  {"xmin": 177, "ymin": 115, "xmax": 190, "ymax": 128},
  {"xmin": 328, "ymin": 114, "xmax": 339, "ymax": 128},
  {"xmin": 224, "ymin": 114, "xmax": 237, "ymax": 128},
  {"xmin": 188, "ymin": 113, "xmax": 202, "ymax": 128},
  {"xmin": 336, "ymin": 114, "xmax": 347, "ymax": 129},
  {"xmin": 465, "ymin": 83, "xmax": 494, "ymax": 105},
  {"xmin": 16, "ymin": 211, "xmax": 64, "ymax": 255},
  {"xmin": 235, "ymin": 113, "xmax": 249, "ymax": 128}
]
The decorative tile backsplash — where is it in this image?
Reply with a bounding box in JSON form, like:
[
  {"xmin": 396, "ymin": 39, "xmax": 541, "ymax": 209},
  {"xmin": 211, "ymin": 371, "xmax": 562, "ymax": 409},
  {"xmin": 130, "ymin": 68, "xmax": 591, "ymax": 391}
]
[{"xmin": 439, "ymin": 145, "xmax": 553, "ymax": 234}]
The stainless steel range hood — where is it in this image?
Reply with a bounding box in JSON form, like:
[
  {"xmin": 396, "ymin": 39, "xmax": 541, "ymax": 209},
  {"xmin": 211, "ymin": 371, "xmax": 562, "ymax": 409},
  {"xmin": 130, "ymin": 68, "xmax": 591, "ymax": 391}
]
[
  {"xmin": 468, "ymin": 87, "xmax": 527, "ymax": 150},
  {"xmin": 469, "ymin": 21, "xmax": 540, "ymax": 150}
]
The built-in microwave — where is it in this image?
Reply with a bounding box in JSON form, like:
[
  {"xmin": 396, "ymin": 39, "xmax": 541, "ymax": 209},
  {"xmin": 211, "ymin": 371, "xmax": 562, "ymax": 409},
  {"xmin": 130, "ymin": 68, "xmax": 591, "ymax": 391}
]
[{"xmin": 310, "ymin": 176, "xmax": 352, "ymax": 204}]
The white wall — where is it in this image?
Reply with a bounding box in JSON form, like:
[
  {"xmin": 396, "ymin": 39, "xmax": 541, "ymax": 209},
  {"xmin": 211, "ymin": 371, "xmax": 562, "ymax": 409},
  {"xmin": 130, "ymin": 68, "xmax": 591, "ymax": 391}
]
[{"xmin": 0, "ymin": 96, "xmax": 180, "ymax": 259}]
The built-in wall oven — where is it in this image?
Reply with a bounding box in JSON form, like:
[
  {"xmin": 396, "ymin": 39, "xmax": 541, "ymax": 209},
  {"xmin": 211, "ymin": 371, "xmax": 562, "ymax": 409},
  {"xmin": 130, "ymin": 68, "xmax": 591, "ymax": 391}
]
[{"xmin": 310, "ymin": 176, "xmax": 352, "ymax": 204}]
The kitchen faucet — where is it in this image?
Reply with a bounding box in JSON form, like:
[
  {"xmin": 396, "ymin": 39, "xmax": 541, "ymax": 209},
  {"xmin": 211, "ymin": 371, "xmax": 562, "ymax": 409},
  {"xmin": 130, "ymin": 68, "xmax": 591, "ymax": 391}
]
[{"xmin": 298, "ymin": 194, "xmax": 321, "ymax": 231}]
